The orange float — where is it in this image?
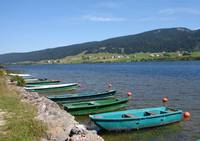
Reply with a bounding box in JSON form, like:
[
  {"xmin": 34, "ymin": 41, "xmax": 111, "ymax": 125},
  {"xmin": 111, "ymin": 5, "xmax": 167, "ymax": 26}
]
[
  {"xmin": 162, "ymin": 97, "xmax": 168, "ymax": 103},
  {"xmin": 183, "ymin": 112, "xmax": 191, "ymax": 119},
  {"xmin": 108, "ymin": 83, "xmax": 112, "ymax": 88},
  {"xmin": 127, "ymin": 91, "xmax": 132, "ymax": 97}
]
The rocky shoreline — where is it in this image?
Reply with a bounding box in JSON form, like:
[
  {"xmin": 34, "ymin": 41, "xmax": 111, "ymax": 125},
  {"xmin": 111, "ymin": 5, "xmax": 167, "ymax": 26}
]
[{"xmin": 11, "ymin": 84, "xmax": 104, "ymax": 141}]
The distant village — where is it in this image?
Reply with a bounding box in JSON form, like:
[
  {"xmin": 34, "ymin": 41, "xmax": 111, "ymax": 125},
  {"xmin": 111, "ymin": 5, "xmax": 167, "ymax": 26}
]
[{"xmin": 44, "ymin": 51, "xmax": 192, "ymax": 64}]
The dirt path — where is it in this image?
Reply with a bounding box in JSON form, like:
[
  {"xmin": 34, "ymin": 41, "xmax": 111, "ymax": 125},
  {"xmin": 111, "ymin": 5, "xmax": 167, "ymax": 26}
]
[{"xmin": 0, "ymin": 109, "xmax": 6, "ymax": 134}]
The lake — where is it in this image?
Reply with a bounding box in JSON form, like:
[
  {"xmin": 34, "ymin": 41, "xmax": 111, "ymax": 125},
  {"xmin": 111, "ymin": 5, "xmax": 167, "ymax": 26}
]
[{"xmin": 8, "ymin": 61, "xmax": 200, "ymax": 141}]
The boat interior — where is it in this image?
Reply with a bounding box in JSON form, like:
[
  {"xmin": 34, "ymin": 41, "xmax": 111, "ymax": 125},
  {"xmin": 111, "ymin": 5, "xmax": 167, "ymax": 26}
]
[{"xmin": 93, "ymin": 107, "xmax": 180, "ymax": 119}]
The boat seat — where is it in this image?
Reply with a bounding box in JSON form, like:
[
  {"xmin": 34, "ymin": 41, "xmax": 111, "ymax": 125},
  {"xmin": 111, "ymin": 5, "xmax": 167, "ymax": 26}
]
[
  {"xmin": 144, "ymin": 111, "xmax": 157, "ymax": 116},
  {"xmin": 89, "ymin": 101, "xmax": 96, "ymax": 105},
  {"xmin": 160, "ymin": 111, "xmax": 167, "ymax": 114},
  {"xmin": 166, "ymin": 109, "xmax": 177, "ymax": 112},
  {"xmin": 122, "ymin": 113, "xmax": 138, "ymax": 118}
]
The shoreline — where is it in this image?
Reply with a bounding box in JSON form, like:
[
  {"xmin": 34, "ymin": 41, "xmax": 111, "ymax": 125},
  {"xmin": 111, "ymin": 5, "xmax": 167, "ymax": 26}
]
[
  {"xmin": 9, "ymin": 81, "xmax": 104, "ymax": 141},
  {"xmin": 7, "ymin": 59, "xmax": 200, "ymax": 67},
  {"xmin": 10, "ymin": 51, "xmax": 200, "ymax": 65}
]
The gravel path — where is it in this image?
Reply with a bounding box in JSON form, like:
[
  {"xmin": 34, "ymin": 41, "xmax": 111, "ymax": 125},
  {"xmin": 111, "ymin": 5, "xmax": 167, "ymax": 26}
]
[{"xmin": 0, "ymin": 109, "xmax": 6, "ymax": 135}]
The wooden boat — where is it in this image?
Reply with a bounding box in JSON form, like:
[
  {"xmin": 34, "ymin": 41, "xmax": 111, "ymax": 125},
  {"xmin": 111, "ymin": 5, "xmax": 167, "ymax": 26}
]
[
  {"xmin": 25, "ymin": 83, "xmax": 78, "ymax": 92},
  {"xmin": 26, "ymin": 80, "xmax": 61, "ymax": 87},
  {"xmin": 63, "ymin": 97, "xmax": 129, "ymax": 116},
  {"xmin": 89, "ymin": 107, "xmax": 183, "ymax": 131},
  {"xmin": 47, "ymin": 90, "xmax": 116, "ymax": 103}
]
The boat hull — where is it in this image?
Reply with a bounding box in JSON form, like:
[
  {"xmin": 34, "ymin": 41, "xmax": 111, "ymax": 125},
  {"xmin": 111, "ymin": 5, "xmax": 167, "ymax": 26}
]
[
  {"xmin": 26, "ymin": 81, "xmax": 60, "ymax": 87},
  {"xmin": 47, "ymin": 90, "xmax": 116, "ymax": 103},
  {"xmin": 24, "ymin": 78, "xmax": 39, "ymax": 81},
  {"xmin": 9, "ymin": 73, "xmax": 31, "ymax": 77},
  {"xmin": 68, "ymin": 104, "xmax": 127, "ymax": 116},
  {"xmin": 63, "ymin": 98, "xmax": 129, "ymax": 116},
  {"xmin": 25, "ymin": 84, "xmax": 78, "ymax": 93},
  {"xmin": 90, "ymin": 107, "xmax": 183, "ymax": 131}
]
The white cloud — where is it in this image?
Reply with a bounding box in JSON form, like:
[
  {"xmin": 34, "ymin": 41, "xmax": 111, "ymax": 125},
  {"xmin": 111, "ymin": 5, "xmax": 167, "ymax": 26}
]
[
  {"xmin": 159, "ymin": 8, "xmax": 200, "ymax": 15},
  {"xmin": 82, "ymin": 15, "xmax": 126, "ymax": 22}
]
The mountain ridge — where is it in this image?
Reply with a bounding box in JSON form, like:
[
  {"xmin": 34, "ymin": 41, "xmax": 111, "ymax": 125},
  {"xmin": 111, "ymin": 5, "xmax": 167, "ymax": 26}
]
[{"xmin": 0, "ymin": 27, "xmax": 200, "ymax": 63}]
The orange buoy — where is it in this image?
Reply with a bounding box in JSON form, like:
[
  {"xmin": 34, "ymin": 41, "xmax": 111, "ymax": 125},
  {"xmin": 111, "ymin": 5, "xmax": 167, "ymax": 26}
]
[
  {"xmin": 127, "ymin": 91, "xmax": 132, "ymax": 97},
  {"xmin": 162, "ymin": 97, "xmax": 168, "ymax": 103},
  {"xmin": 183, "ymin": 112, "xmax": 191, "ymax": 119},
  {"xmin": 108, "ymin": 83, "xmax": 112, "ymax": 88}
]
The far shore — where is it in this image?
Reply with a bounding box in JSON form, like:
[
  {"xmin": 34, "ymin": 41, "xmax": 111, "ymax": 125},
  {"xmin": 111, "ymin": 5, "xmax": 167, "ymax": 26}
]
[{"xmin": 10, "ymin": 51, "xmax": 200, "ymax": 65}]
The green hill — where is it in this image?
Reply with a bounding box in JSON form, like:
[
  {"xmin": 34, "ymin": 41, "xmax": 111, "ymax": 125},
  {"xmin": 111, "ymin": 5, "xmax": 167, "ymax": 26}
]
[{"xmin": 0, "ymin": 27, "xmax": 200, "ymax": 63}]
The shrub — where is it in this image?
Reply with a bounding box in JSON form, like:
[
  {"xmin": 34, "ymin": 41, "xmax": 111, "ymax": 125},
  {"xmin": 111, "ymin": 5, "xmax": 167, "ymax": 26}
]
[
  {"xmin": 10, "ymin": 76, "xmax": 26, "ymax": 86},
  {"xmin": 0, "ymin": 69, "xmax": 6, "ymax": 76},
  {"xmin": 182, "ymin": 51, "xmax": 191, "ymax": 56}
]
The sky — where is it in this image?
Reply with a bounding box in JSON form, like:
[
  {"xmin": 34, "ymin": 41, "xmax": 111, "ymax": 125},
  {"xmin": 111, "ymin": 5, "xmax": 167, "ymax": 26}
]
[{"xmin": 0, "ymin": 0, "xmax": 200, "ymax": 54}]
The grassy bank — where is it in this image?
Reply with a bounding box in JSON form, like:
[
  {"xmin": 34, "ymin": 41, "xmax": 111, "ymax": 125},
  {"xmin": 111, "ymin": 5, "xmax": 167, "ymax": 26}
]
[{"xmin": 0, "ymin": 70, "xmax": 46, "ymax": 141}]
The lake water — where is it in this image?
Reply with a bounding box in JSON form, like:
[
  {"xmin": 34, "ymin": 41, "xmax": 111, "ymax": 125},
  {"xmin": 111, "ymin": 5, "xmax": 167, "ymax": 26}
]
[{"xmin": 8, "ymin": 61, "xmax": 200, "ymax": 141}]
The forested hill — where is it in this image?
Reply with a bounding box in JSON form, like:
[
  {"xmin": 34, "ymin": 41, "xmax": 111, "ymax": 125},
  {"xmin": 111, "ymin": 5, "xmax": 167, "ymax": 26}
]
[{"xmin": 0, "ymin": 27, "xmax": 200, "ymax": 63}]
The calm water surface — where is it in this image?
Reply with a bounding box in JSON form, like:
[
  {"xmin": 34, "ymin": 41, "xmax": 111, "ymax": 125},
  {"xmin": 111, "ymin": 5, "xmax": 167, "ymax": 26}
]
[{"xmin": 8, "ymin": 61, "xmax": 200, "ymax": 141}]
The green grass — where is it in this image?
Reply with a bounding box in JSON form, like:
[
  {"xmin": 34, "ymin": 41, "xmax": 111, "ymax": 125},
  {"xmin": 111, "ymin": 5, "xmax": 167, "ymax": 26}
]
[
  {"xmin": 15, "ymin": 51, "xmax": 200, "ymax": 65},
  {"xmin": 0, "ymin": 69, "xmax": 6, "ymax": 76},
  {"xmin": 10, "ymin": 76, "xmax": 26, "ymax": 87},
  {"xmin": 57, "ymin": 51, "xmax": 200, "ymax": 64},
  {"xmin": 0, "ymin": 75, "xmax": 46, "ymax": 141}
]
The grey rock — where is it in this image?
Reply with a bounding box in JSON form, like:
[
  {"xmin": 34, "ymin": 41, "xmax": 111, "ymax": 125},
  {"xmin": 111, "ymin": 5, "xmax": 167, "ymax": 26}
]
[
  {"xmin": 69, "ymin": 124, "xmax": 86, "ymax": 137},
  {"xmin": 10, "ymin": 83, "xmax": 104, "ymax": 141}
]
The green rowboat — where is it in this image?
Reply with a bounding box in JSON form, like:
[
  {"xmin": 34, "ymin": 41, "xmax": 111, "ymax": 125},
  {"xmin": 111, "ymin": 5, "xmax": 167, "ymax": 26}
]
[
  {"xmin": 25, "ymin": 78, "xmax": 48, "ymax": 82},
  {"xmin": 26, "ymin": 80, "xmax": 61, "ymax": 87},
  {"xmin": 25, "ymin": 83, "xmax": 78, "ymax": 92},
  {"xmin": 63, "ymin": 97, "xmax": 129, "ymax": 116},
  {"xmin": 47, "ymin": 90, "xmax": 116, "ymax": 103}
]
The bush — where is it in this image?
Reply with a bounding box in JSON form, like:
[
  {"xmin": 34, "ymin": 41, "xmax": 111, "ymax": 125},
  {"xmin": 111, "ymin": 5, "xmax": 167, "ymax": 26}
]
[
  {"xmin": 0, "ymin": 69, "xmax": 6, "ymax": 76},
  {"xmin": 10, "ymin": 76, "xmax": 26, "ymax": 86},
  {"xmin": 182, "ymin": 51, "xmax": 191, "ymax": 56}
]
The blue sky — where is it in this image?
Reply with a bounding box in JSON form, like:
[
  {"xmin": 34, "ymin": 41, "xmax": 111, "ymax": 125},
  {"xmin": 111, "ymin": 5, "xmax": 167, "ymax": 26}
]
[{"xmin": 0, "ymin": 0, "xmax": 200, "ymax": 54}]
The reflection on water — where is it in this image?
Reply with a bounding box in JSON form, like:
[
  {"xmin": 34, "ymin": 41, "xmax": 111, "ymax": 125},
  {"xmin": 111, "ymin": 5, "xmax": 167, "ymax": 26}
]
[
  {"xmin": 8, "ymin": 61, "xmax": 200, "ymax": 141},
  {"xmin": 101, "ymin": 123, "xmax": 182, "ymax": 141},
  {"xmin": 75, "ymin": 114, "xmax": 183, "ymax": 141}
]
